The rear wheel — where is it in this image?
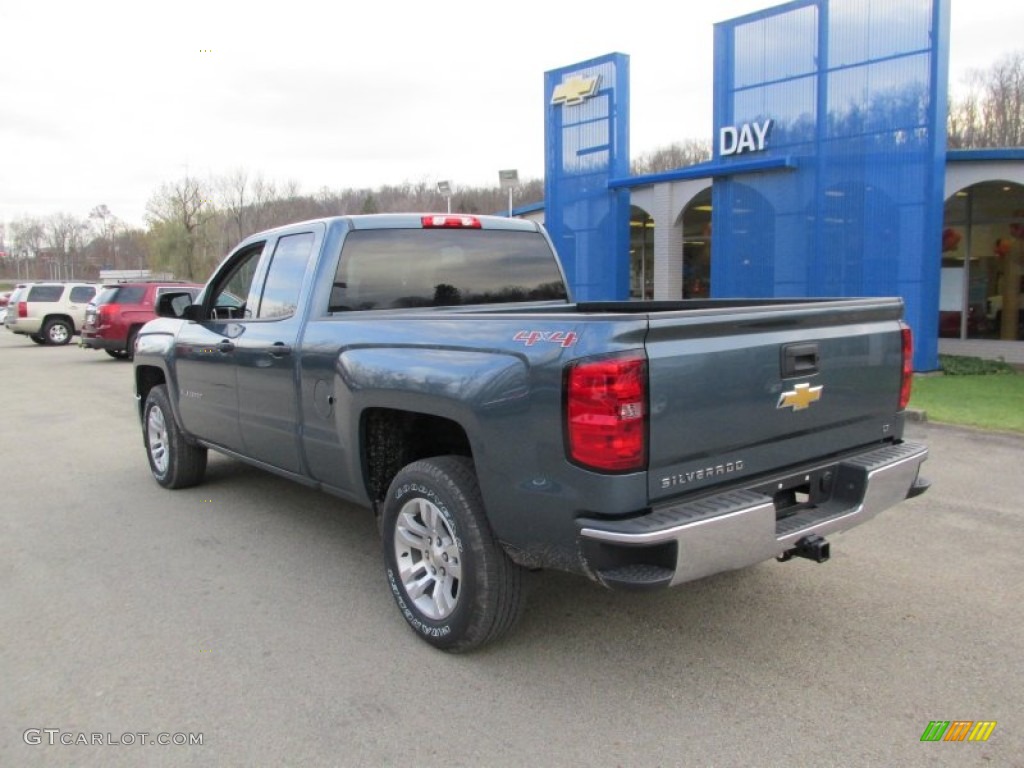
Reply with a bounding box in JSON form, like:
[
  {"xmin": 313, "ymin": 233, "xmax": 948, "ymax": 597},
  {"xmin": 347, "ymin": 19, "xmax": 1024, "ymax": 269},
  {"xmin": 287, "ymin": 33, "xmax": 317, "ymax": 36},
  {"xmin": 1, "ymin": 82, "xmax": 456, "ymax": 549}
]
[
  {"xmin": 125, "ymin": 328, "xmax": 139, "ymax": 361},
  {"xmin": 381, "ymin": 456, "xmax": 525, "ymax": 652},
  {"xmin": 43, "ymin": 318, "xmax": 72, "ymax": 345},
  {"xmin": 105, "ymin": 349, "xmax": 129, "ymax": 359},
  {"xmin": 143, "ymin": 385, "xmax": 207, "ymax": 489}
]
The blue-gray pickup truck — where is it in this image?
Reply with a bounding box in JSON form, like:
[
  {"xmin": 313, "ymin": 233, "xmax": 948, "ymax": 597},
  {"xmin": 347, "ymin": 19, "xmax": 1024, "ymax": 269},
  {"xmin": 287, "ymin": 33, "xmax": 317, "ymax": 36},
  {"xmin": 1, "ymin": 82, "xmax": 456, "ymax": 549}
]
[{"xmin": 134, "ymin": 213, "xmax": 929, "ymax": 651}]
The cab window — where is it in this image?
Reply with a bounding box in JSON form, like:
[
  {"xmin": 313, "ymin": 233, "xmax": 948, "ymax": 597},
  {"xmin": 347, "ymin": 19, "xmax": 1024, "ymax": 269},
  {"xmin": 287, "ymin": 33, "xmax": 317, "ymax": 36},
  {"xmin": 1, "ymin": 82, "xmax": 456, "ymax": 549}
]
[{"xmin": 207, "ymin": 243, "xmax": 265, "ymax": 319}]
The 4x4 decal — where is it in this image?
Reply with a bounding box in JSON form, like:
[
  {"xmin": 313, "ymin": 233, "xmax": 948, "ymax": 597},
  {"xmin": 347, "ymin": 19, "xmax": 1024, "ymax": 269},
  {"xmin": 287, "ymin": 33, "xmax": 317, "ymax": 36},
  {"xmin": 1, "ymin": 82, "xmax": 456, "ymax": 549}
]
[{"xmin": 513, "ymin": 330, "xmax": 578, "ymax": 348}]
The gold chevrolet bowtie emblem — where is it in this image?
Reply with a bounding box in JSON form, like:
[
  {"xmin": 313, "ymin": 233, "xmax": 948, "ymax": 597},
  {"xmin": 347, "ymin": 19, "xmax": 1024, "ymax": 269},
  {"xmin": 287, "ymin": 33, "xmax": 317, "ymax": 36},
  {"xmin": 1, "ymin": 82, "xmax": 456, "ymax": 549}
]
[
  {"xmin": 551, "ymin": 75, "xmax": 601, "ymax": 107},
  {"xmin": 777, "ymin": 383, "xmax": 823, "ymax": 411}
]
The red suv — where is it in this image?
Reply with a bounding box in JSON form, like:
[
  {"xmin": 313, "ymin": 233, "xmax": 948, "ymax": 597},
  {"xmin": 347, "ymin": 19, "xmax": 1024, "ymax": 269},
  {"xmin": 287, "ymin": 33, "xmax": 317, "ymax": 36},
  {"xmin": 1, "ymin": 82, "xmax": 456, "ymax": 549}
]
[{"xmin": 82, "ymin": 281, "xmax": 202, "ymax": 360}]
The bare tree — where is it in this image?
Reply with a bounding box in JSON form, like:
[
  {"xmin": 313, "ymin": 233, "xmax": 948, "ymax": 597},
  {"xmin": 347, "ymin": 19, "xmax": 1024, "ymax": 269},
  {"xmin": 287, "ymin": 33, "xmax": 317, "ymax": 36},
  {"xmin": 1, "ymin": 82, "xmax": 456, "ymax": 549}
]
[
  {"xmin": 217, "ymin": 168, "xmax": 251, "ymax": 243},
  {"xmin": 948, "ymin": 50, "xmax": 1024, "ymax": 148},
  {"xmin": 9, "ymin": 217, "xmax": 45, "ymax": 279},
  {"xmin": 43, "ymin": 213, "xmax": 88, "ymax": 280},
  {"xmin": 632, "ymin": 139, "xmax": 712, "ymax": 175},
  {"xmin": 88, "ymin": 204, "xmax": 121, "ymax": 270},
  {"xmin": 146, "ymin": 174, "xmax": 215, "ymax": 279}
]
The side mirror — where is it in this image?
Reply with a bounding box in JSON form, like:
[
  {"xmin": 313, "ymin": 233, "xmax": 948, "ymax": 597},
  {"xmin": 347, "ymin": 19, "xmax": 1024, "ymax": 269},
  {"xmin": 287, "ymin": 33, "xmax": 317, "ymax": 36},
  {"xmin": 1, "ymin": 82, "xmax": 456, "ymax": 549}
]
[{"xmin": 156, "ymin": 291, "xmax": 196, "ymax": 319}]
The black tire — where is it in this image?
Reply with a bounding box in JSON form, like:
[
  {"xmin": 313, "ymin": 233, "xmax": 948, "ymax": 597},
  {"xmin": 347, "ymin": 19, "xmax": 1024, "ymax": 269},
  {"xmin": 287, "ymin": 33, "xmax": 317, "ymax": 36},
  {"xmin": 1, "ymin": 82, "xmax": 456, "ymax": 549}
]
[
  {"xmin": 382, "ymin": 456, "xmax": 525, "ymax": 652},
  {"xmin": 105, "ymin": 349, "xmax": 129, "ymax": 359},
  {"xmin": 43, "ymin": 317, "xmax": 72, "ymax": 345},
  {"xmin": 125, "ymin": 328, "xmax": 139, "ymax": 361},
  {"xmin": 29, "ymin": 334, "xmax": 46, "ymax": 345},
  {"xmin": 143, "ymin": 385, "xmax": 207, "ymax": 489}
]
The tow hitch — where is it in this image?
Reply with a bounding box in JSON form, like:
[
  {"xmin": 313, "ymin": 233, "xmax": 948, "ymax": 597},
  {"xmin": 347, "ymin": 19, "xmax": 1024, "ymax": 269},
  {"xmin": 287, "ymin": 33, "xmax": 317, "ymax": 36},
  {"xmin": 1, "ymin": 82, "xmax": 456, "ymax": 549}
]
[{"xmin": 777, "ymin": 533, "xmax": 830, "ymax": 563}]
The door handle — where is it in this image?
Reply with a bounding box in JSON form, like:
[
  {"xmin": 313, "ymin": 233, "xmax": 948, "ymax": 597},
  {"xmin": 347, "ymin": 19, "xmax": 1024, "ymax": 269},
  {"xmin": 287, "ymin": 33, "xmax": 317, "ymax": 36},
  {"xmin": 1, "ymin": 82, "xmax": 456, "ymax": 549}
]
[
  {"xmin": 217, "ymin": 340, "xmax": 235, "ymax": 353},
  {"xmin": 781, "ymin": 342, "xmax": 819, "ymax": 377},
  {"xmin": 267, "ymin": 342, "xmax": 292, "ymax": 358}
]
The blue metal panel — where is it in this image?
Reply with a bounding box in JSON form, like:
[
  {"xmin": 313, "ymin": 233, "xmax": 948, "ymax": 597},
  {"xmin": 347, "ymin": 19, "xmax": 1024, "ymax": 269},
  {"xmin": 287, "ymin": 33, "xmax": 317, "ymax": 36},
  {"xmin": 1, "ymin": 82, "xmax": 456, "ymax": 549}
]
[
  {"xmin": 609, "ymin": 155, "xmax": 796, "ymax": 189},
  {"xmin": 544, "ymin": 54, "xmax": 630, "ymax": 301},
  {"xmin": 947, "ymin": 149, "xmax": 1024, "ymax": 162},
  {"xmin": 712, "ymin": 0, "xmax": 949, "ymax": 370}
]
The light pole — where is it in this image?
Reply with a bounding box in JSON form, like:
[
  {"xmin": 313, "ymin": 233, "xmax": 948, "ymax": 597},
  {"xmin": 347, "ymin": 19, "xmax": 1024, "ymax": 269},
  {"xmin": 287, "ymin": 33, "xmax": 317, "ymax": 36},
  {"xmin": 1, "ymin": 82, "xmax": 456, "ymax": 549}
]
[
  {"xmin": 498, "ymin": 169, "xmax": 518, "ymax": 218},
  {"xmin": 437, "ymin": 180, "xmax": 452, "ymax": 214}
]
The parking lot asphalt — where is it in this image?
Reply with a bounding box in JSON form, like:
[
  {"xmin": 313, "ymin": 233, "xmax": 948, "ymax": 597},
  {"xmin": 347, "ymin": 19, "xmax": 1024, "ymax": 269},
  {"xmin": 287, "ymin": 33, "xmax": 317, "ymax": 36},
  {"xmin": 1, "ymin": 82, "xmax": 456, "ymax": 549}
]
[{"xmin": 0, "ymin": 330, "xmax": 1021, "ymax": 768}]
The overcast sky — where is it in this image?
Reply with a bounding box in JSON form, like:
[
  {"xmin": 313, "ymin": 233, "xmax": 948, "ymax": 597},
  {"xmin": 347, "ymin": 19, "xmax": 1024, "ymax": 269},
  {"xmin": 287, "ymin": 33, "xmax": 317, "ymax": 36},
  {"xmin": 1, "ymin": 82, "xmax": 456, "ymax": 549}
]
[{"xmin": 1, "ymin": 0, "xmax": 1019, "ymax": 231}]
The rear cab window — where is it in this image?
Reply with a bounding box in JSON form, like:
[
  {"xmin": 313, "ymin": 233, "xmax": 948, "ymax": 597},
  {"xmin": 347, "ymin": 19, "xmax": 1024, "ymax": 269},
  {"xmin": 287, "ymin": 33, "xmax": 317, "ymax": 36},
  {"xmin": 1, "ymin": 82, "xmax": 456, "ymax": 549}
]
[
  {"xmin": 329, "ymin": 229, "xmax": 567, "ymax": 312},
  {"xmin": 95, "ymin": 286, "xmax": 146, "ymax": 306},
  {"xmin": 256, "ymin": 232, "xmax": 315, "ymax": 319}
]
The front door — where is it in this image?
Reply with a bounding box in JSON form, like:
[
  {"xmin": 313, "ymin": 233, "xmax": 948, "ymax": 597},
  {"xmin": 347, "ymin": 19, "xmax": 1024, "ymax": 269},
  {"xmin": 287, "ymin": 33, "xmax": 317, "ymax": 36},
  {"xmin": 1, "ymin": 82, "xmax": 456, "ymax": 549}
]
[{"xmin": 175, "ymin": 242, "xmax": 266, "ymax": 452}]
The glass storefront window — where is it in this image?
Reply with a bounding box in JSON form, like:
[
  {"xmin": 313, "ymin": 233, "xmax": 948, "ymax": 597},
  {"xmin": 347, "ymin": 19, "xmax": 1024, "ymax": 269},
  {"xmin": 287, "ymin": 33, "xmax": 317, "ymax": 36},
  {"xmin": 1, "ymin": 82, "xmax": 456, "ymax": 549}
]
[
  {"xmin": 941, "ymin": 182, "xmax": 1024, "ymax": 341},
  {"xmin": 682, "ymin": 188, "xmax": 713, "ymax": 299},
  {"xmin": 629, "ymin": 206, "xmax": 654, "ymax": 300}
]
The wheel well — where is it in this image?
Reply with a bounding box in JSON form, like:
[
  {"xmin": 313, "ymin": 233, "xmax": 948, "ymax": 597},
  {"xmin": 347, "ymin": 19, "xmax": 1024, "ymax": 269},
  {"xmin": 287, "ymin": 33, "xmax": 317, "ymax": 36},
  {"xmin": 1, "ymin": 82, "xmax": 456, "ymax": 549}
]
[
  {"xmin": 136, "ymin": 366, "xmax": 166, "ymax": 416},
  {"xmin": 44, "ymin": 314, "xmax": 74, "ymax": 330},
  {"xmin": 362, "ymin": 408, "xmax": 472, "ymax": 505}
]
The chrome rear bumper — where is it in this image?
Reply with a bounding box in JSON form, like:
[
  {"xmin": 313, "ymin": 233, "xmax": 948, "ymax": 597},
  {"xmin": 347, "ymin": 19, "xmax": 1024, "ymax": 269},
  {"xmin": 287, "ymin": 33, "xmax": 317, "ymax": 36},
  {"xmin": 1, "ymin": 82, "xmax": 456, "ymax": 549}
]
[{"xmin": 579, "ymin": 441, "xmax": 928, "ymax": 588}]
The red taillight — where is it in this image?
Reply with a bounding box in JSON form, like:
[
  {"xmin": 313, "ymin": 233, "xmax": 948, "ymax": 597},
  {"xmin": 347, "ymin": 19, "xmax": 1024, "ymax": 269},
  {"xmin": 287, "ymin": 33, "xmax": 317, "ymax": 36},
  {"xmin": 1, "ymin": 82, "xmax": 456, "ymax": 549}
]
[
  {"xmin": 17, "ymin": 301, "xmax": 27, "ymax": 318},
  {"xmin": 899, "ymin": 324, "xmax": 913, "ymax": 410},
  {"xmin": 421, "ymin": 215, "xmax": 481, "ymax": 229},
  {"xmin": 566, "ymin": 354, "xmax": 647, "ymax": 472}
]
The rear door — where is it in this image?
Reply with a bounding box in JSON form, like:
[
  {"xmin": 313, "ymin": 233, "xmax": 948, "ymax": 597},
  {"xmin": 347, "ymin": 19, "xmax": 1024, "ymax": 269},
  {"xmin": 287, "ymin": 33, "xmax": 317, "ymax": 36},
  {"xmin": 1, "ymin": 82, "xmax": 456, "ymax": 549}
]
[
  {"xmin": 67, "ymin": 285, "xmax": 96, "ymax": 330},
  {"xmin": 234, "ymin": 227, "xmax": 321, "ymax": 473},
  {"xmin": 644, "ymin": 299, "xmax": 906, "ymax": 503}
]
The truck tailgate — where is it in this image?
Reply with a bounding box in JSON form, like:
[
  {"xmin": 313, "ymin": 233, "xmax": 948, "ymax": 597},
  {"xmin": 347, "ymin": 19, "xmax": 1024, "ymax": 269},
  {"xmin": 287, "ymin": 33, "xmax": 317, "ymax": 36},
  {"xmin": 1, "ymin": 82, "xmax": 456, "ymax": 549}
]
[{"xmin": 645, "ymin": 299, "xmax": 905, "ymax": 503}]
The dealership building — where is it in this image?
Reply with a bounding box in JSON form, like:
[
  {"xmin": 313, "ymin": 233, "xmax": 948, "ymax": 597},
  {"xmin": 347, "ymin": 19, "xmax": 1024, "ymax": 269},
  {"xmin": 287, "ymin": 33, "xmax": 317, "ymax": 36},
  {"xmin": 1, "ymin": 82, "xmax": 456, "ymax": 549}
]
[{"xmin": 519, "ymin": 0, "xmax": 1023, "ymax": 370}]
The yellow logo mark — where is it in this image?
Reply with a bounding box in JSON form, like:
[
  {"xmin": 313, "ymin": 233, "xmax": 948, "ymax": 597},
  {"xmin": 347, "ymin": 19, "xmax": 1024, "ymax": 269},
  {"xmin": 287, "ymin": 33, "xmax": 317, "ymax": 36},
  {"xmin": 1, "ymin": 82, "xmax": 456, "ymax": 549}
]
[
  {"xmin": 551, "ymin": 75, "xmax": 601, "ymax": 107},
  {"xmin": 968, "ymin": 721, "xmax": 997, "ymax": 742},
  {"xmin": 777, "ymin": 382, "xmax": 823, "ymax": 411}
]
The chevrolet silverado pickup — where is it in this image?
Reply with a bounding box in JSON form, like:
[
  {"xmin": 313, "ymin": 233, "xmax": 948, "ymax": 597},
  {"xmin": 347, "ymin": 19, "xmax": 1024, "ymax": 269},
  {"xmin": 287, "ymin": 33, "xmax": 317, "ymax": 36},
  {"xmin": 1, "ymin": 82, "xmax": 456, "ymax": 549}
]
[{"xmin": 134, "ymin": 213, "xmax": 929, "ymax": 651}]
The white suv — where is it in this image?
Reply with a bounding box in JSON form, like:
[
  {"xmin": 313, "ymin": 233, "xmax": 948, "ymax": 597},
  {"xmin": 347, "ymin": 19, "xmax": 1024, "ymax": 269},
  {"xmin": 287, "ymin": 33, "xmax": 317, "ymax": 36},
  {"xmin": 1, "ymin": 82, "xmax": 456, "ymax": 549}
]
[{"xmin": 7, "ymin": 282, "xmax": 98, "ymax": 345}]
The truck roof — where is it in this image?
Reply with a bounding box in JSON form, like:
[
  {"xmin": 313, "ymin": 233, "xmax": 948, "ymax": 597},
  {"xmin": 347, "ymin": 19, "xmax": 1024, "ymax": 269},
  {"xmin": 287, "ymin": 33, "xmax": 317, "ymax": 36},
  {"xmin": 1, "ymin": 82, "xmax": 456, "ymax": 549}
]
[{"xmin": 248, "ymin": 213, "xmax": 542, "ymax": 239}]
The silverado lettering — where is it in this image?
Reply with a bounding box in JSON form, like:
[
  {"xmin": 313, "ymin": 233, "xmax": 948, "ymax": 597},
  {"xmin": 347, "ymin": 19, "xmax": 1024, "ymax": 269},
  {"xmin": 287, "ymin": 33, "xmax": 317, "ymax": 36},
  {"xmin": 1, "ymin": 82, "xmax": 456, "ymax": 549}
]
[{"xmin": 661, "ymin": 460, "xmax": 746, "ymax": 489}]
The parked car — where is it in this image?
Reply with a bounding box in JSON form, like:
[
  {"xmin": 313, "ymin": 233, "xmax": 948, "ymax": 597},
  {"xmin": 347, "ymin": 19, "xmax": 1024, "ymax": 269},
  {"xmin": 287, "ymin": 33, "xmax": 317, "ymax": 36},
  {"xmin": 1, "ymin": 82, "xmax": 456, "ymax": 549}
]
[
  {"xmin": 986, "ymin": 293, "xmax": 1024, "ymax": 335},
  {"xmin": 81, "ymin": 281, "xmax": 202, "ymax": 360},
  {"xmin": 4, "ymin": 284, "xmax": 36, "ymax": 340},
  {"xmin": 7, "ymin": 282, "xmax": 97, "ymax": 345},
  {"xmin": 938, "ymin": 305, "xmax": 990, "ymax": 338}
]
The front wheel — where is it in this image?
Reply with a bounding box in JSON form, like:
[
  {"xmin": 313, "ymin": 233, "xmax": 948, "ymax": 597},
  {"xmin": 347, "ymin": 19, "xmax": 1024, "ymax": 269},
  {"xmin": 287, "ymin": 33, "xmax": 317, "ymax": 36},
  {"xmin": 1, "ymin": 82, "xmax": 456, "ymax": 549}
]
[
  {"xmin": 143, "ymin": 385, "xmax": 207, "ymax": 489},
  {"xmin": 382, "ymin": 456, "xmax": 525, "ymax": 652}
]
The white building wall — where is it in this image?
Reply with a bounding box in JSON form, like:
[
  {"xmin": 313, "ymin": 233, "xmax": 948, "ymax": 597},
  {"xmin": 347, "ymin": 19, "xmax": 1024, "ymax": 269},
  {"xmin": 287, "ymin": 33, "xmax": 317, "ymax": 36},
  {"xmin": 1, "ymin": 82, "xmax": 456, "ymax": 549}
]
[
  {"xmin": 945, "ymin": 160, "xmax": 1024, "ymax": 198},
  {"xmin": 636, "ymin": 180, "xmax": 710, "ymax": 300}
]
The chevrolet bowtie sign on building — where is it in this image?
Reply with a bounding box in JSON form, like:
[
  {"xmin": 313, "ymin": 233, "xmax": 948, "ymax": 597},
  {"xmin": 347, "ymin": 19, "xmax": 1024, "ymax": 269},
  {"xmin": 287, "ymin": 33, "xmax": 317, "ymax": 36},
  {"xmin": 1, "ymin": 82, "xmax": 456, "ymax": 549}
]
[
  {"xmin": 550, "ymin": 75, "xmax": 601, "ymax": 107},
  {"xmin": 544, "ymin": 54, "xmax": 631, "ymax": 303},
  {"xmin": 540, "ymin": 0, "xmax": 951, "ymax": 371}
]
